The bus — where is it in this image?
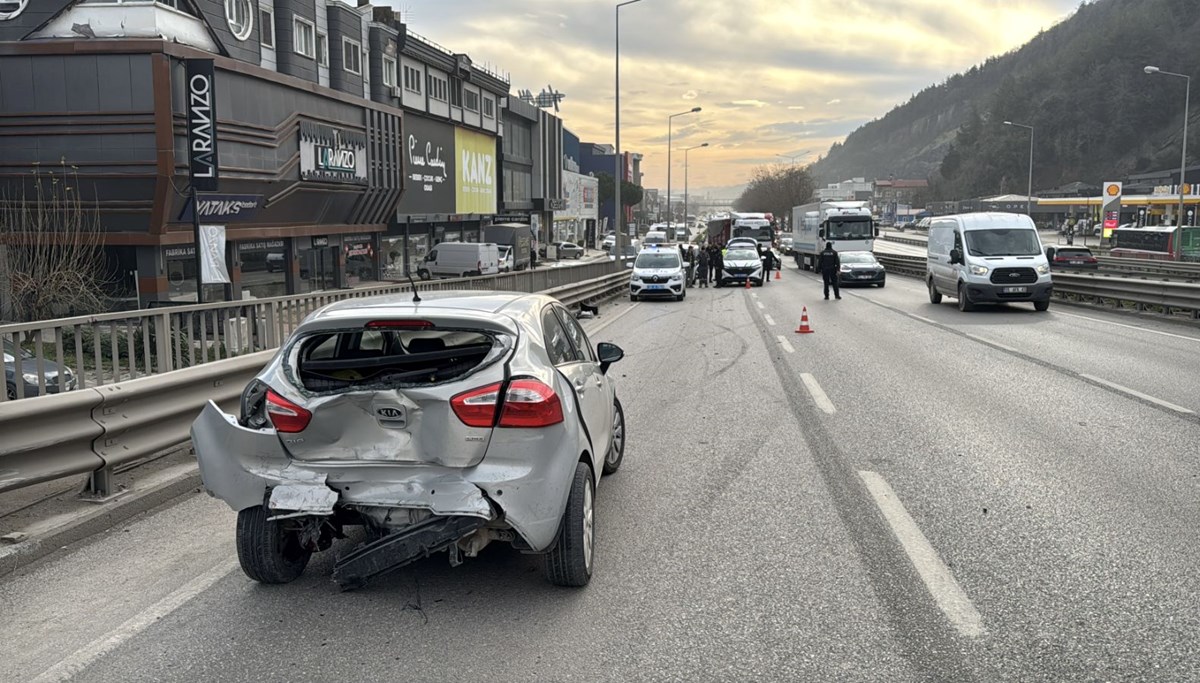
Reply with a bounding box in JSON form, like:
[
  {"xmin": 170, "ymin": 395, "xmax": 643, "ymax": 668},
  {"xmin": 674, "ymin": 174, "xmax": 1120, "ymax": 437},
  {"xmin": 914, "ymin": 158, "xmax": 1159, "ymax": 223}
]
[{"xmin": 1111, "ymin": 225, "xmax": 1200, "ymax": 262}]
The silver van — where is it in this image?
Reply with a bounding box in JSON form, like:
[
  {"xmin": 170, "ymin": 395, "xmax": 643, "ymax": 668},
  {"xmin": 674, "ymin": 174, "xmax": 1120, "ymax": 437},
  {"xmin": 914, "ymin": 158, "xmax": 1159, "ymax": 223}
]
[{"xmin": 926, "ymin": 213, "xmax": 1052, "ymax": 312}]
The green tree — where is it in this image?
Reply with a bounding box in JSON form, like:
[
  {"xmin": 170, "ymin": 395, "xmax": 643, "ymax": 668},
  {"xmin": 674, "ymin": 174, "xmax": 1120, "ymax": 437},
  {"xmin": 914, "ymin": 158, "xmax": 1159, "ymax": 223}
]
[{"xmin": 597, "ymin": 173, "xmax": 643, "ymax": 208}]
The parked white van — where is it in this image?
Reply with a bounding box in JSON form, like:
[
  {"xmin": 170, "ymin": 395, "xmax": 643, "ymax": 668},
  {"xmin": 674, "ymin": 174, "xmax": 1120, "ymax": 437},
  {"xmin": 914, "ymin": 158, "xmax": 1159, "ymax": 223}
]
[
  {"xmin": 926, "ymin": 213, "xmax": 1052, "ymax": 312},
  {"xmin": 416, "ymin": 242, "xmax": 501, "ymax": 280}
]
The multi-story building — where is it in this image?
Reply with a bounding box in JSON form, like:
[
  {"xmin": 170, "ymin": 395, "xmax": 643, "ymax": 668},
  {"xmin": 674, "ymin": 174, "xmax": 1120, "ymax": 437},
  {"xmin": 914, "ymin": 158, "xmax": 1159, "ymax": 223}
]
[
  {"xmin": 816, "ymin": 177, "xmax": 873, "ymax": 202},
  {"xmin": 578, "ymin": 142, "xmax": 640, "ymax": 234},
  {"xmin": 872, "ymin": 178, "xmax": 929, "ymax": 222},
  {"xmin": 0, "ymin": 1, "xmax": 506, "ymax": 308}
]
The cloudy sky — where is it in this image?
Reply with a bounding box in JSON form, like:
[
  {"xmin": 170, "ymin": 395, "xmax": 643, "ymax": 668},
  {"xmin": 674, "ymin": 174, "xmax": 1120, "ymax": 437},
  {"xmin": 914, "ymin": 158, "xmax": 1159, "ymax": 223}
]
[{"xmin": 384, "ymin": 0, "xmax": 1082, "ymax": 194}]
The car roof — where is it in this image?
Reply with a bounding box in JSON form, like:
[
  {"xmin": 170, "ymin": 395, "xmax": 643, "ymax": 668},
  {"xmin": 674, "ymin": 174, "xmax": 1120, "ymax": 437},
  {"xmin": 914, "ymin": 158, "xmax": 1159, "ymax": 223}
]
[
  {"xmin": 940, "ymin": 212, "xmax": 1037, "ymax": 231},
  {"xmin": 299, "ymin": 291, "xmax": 570, "ymax": 335},
  {"xmin": 637, "ymin": 246, "xmax": 680, "ymax": 255}
]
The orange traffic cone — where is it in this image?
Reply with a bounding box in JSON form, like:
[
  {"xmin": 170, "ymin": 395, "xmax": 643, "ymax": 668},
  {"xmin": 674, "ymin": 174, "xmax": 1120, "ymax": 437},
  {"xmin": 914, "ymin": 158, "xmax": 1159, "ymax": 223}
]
[
  {"xmin": 744, "ymin": 277, "xmax": 751, "ymax": 289},
  {"xmin": 795, "ymin": 307, "xmax": 814, "ymax": 334},
  {"xmin": 775, "ymin": 270, "xmax": 781, "ymax": 280}
]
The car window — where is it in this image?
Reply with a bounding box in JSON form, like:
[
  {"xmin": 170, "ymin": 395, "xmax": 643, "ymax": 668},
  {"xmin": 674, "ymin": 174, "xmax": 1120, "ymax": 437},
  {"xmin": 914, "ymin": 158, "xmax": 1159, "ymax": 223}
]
[
  {"xmin": 726, "ymin": 249, "xmax": 758, "ymax": 260},
  {"xmin": 541, "ymin": 307, "xmax": 576, "ymax": 366},
  {"xmin": 634, "ymin": 252, "xmax": 680, "ymax": 268},
  {"xmin": 555, "ymin": 307, "xmax": 597, "ymax": 363}
]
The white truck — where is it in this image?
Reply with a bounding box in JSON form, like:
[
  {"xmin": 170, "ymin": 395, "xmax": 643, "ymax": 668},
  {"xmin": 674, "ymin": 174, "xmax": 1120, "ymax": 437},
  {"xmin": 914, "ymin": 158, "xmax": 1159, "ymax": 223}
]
[{"xmin": 791, "ymin": 201, "xmax": 877, "ymax": 270}]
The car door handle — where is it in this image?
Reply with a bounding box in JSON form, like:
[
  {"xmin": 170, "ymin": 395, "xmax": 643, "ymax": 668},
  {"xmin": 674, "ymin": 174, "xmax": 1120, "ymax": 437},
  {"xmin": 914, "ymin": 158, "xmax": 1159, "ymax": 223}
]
[{"xmin": 573, "ymin": 379, "xmax": 587, "ymax": 393}]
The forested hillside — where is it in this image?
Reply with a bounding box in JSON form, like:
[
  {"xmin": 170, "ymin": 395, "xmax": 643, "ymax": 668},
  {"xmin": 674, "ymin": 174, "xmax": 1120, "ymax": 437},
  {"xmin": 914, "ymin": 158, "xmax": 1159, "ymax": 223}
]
[{"xmin": 807, "ymin": 0, "xmax": 1200, "ymax": 199}]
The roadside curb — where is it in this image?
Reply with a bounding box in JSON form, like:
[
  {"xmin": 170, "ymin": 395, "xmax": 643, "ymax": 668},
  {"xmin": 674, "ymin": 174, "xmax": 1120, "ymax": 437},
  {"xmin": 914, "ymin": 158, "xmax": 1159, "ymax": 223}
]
[{"xmin": 0, "ymin": 461, "xmax": 202, "ymax": 578}]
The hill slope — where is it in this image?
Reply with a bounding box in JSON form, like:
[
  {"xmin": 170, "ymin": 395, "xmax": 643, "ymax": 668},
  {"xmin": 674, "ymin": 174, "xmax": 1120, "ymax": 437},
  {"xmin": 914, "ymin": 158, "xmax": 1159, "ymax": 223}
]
[{"xmin": 807, "ymin": 0, "xmax": 1200, "ymax": 199}]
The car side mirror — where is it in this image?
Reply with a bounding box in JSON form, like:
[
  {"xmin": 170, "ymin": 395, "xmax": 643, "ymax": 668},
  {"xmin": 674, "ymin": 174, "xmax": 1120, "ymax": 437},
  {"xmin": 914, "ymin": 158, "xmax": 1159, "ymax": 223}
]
[
  {"xmin": 597, "ymin": 342, "xmax": 624, "ymax": 374},
  {"xmin": 949, "ymin": 248, "xmax": 963, "ymax": 265}
]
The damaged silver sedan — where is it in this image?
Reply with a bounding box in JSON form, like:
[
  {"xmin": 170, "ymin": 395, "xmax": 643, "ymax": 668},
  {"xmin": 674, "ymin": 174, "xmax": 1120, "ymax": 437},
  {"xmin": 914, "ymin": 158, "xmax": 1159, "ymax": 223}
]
[{"xmin": 190, "ymin": 291, "xmax": 626, "ymax": 589}]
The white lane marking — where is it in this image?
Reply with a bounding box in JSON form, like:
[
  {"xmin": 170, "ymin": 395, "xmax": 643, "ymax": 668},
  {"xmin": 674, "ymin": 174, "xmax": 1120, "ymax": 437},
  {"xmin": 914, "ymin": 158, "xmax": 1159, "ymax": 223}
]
[
  {"xmin": 756, "ymin": 301, "xmax": 765, "ymax": 310},
  {"xmin": 751, "ymin": 292, "xmax": 759, "ymax": 298},
  {"xmin": 961, "ymin": 332, "xmax": 1020, "ymax": 355},
  {"xmin": 1077, "ymin": 373, "xmax": 1195, "ymax": 415},
  {"xmin": 1055, "ymin": 310, "xmax": 1200, "ymax": 344},
  {"xmin": 910, "ymin": 314, "xmax": 938, "ymax": 324},
  {"xmin": 582, "ymin": 300, "xmax": 640, "ymax": 336},
  {"xmin": 799, "ymin": 373, "xmax": 836, "ymax": 414},
  {"xmin": 764, "ymin": 314, "xmax": 777, "ymax": 326},
  {"xmin": 858, "ymin": 470, "xmax": 986, "ymax": 639},
  {"xmin": 31, "ymin": 559, "xmax": 239, "ymax": 683},
  {"xmin": 775, "ymin": 335, "xmax": 795, "ymax": 354}
]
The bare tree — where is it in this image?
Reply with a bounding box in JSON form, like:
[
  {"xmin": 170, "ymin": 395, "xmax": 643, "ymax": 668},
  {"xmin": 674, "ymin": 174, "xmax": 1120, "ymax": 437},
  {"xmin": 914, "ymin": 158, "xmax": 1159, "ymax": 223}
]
[
  {"xmin": 1, "ymin": 161, "xmax": 109, "ymax": 322},
  {"xmin": 734, "ymin": 164, "xmax": 816, "ymax": 222}
]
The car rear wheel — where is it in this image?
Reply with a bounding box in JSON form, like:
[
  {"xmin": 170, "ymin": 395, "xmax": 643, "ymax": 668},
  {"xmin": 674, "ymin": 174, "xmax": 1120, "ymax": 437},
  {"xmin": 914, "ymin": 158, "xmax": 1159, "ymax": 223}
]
[
  {"xmin": 417, "ymin": 269, "xmax": 431, "ymax": 281},
  {"xmin": 603, "ymin": 399, "xmax": 625, "ymax": 475},
  {"xmin": 543, "ymin": 463, "xmax": 595, "ymax": 587},
  {"xmin": 6, "ymin": 383, "xmax": 16, "ymax": 401},
  {"xmin": 928, "ymin": 279, "xmax": 942, "ymax": 304},
  {"xmin": 957, "ymin": 283, "xmax": 975, "ymax": 312},
  {"xmin": 236, "ymin": 505, "xmax": 312, "ymax": 584},
  {"xmin": 1034, "ymin": 299, "xmax": 1050, "ymax": 312}
]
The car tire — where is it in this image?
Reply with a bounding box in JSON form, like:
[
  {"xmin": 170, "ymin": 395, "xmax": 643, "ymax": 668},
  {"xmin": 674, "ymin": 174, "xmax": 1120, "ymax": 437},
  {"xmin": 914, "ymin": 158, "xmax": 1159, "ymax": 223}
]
[
  {"xmin": 417, "ymin": 269, "xmax": 431, "ymax": 281},
  {"xmin": 6, "ymin": 383, "xmax": 17, "ymax": 401},
  {"xmin": 1034, "ymin": 299, "xmax": 1050, "ymax": 312},
  {"xmin": 630, "ymin": 294, "xmax": 639, "ymax": 302},
  {"xmin": 878, "ymin": 280, "xmax": 886, "ymax": 288},
  {"xmin": 957, "ymin": 283, "xmax": 975, "ymax": 312},
  {"xmin": 235, "ymin": 505, "xmax": 312, "ymax": 584},
  {"xmin": 543, "ymin": 463, "xmax": 595, "ymax": 587},
  {"xmin": 928, "ymin": 279, "xmax": 942, "ymax": 304},
  {"xmin": 602, "ymin": 398, "xmax": 625, "ymax": 476}
]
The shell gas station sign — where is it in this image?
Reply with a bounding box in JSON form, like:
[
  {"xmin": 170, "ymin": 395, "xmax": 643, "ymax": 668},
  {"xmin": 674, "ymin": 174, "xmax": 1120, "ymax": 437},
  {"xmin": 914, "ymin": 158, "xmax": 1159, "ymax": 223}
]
[{"xmin": 1102, "ymin": 181, "xmax": 1121, "ymax": 238}]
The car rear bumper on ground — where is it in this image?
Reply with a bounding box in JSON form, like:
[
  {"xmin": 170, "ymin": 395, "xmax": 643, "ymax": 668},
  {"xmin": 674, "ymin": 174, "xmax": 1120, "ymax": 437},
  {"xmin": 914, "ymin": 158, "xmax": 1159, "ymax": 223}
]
[
  {"xmin": 962, "ymin": 281, "xmax": 1053, "ymax": 303},
  {"xmin": 191, "ymin": 401, "xmax": 577, "ymax": 552}
]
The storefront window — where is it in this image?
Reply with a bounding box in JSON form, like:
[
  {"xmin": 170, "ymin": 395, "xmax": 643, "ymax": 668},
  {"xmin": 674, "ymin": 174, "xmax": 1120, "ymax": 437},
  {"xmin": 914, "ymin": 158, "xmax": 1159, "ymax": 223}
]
[
  {"xmin": 238, "ymin": 239, "xmax": 288, "ymax": 299},
  {"xmin": 443, "ymin": 230, "xmax": 462, "ymax": 244},
  {"xmin": 408, "ymin": 233, "xmax": 430, "ymax": 277},
  {"xmin": 343, "ymin": 235, "xmax": 377, "ymax": 287},
  {"xmin": 299, "ymin": 245, "xmax": 337, "ymax": 292}
]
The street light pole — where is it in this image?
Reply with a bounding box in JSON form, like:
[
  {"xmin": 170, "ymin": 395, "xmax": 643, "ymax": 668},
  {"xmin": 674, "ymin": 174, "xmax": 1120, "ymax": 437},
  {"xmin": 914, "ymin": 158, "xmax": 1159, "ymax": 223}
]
[
  {"xmin": 666, "ymin": 107, "xmax": 701, "ymax": 226},
  {"xmin": 775, "ymin": 151, "xmax": 809, "ymax": 165},
  {"xmin": 1145, "ymin": 66, "xmax": 1191, "ymax": 226},
  {"xmin": 1003, "ymin": 121, "xmax": 1034, "ymax": 218},
  {"xmin": 615, "ymin": 0, "xmax": 643, "ymax": 262},
  {"xmin": 683, "ymin": 143, "xmax": 709, "ymax": 239}
]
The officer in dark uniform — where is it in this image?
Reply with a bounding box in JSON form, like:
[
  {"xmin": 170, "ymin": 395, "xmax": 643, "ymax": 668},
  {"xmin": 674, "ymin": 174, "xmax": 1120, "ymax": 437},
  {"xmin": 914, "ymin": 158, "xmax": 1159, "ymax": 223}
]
[{"xmin": 818, "ymin": 242, "xmax": 841, "ymax": 300}]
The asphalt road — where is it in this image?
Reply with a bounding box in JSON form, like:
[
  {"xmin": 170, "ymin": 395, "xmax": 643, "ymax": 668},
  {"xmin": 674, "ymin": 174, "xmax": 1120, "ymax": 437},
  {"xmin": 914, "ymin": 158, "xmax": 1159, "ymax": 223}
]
[{"xmin": 3, "ymin": 263, "xmax": 1200, "ymax": 681}]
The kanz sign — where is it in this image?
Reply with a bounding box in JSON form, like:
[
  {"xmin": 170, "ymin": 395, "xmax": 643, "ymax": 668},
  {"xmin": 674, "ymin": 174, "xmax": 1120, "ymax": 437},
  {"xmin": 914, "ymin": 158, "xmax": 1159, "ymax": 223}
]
[
  {"xmin": 300, "ymin": 122, "xmax": 368, "ymax": 184},
  {"xmin": 185, "ymin": 59, "xmax": 219, "ymax": 191}
]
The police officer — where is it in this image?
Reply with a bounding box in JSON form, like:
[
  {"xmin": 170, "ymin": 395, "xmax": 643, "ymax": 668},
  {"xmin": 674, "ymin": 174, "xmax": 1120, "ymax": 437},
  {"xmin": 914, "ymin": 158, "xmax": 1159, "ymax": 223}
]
[{"xmin": 818, "ymin": 241, "xmax": 841, "ymax": 300}]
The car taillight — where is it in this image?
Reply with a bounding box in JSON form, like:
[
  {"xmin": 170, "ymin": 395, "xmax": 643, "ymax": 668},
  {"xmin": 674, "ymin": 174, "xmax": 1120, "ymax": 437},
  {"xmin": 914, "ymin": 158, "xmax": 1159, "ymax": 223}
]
[
  {"xmin": 1086, "ymin": 257, "xmax": 1098, "ymax": 263},
  {"xmin": 450, "ymin": 379, "xmax": 563, "ymax": 428},
  {"xmin": 265, "ymin": 390, "xmax": 312, "ymax": 433},
  {"xmin": 451, "ymin": 382, "xmax": 502, "ymax": 427},
  {"xmin": 498, "ymin": 379, "xmax": 563, "ymax": 428},
  {"xmin": 365, "ymin": 320, "xmax": 434, "ymax": 329}
]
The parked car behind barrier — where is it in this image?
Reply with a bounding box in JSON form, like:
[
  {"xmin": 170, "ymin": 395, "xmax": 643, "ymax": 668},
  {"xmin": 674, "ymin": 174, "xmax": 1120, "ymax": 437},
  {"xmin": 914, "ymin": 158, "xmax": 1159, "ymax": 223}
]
[{"xmin": 4, "ymin": 339, "xmax": 77, "ymax": 401}]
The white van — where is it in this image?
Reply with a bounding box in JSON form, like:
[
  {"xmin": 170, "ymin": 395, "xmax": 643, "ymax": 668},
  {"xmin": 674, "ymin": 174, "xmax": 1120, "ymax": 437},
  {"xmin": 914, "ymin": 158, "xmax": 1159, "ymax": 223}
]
[
  {"xmin": 417, "ymin": 242, "xmax": 501, "ymax": 280},
  {"xmin": 926, "ymin": 213, "xmax": 1052, "ymax": 312}
]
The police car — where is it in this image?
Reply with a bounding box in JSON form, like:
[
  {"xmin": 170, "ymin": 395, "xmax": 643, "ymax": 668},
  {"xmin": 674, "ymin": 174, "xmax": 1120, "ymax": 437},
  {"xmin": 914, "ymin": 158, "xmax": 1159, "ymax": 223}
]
[{"xmin": 629, "ymin": 245, "xmax": 686, "ymax": 302}]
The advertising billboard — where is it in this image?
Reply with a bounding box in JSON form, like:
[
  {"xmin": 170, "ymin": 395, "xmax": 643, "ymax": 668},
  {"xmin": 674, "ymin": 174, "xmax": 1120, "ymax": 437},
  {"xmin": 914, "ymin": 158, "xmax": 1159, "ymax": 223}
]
[
  {"xmin": 455, "ymin": 128, "xmax": 497, "ymax": 214},
  {"xmin": 399, "ymin": 116, "xmax": 455, "ymax": 215}
]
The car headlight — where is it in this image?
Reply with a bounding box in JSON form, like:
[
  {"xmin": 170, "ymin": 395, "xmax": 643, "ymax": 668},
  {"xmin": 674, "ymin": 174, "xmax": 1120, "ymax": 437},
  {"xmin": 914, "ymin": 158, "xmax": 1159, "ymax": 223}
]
[
  {"xmin": 969, "ymin": 265, "xmax": 989, "ymax": 276},
  {"xmin": 669, "ymin": 273, "xmax": 683, "ymax": 281},
  {"xmin": 22, "ymin": 372, "xmax": 40, "ymax": 384},
  {"xmin": 1037, "ymin": 264, "xmax": 1050, "ymax": 275},
  {"xmin": 840, "ymin": 266, "xmax": 851, "ymax": 272}
]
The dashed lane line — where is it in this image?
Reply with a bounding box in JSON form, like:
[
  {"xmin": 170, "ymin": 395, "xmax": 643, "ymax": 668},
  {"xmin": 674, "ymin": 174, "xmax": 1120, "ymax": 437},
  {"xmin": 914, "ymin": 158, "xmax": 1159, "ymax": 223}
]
[
  {"xmin": 1055, "ymin": 310, "xmax": 1200, "ymax": 344},
  {"xmin": 858, "ymin": 470, "xmax": 986, "ymax": 639},
  {"xmin": 775, "ymin": 335, "xmax": 795, "ymax": 354},
  {"xmin": 756, "ymin": 301, "xmax": 765, "ymax": 310},
  {"xmin": 1077, "ymin": 374, "xmax": 1195, "ymax": 415},
  {"xmin": 800, "ymin": 372, "xmax": 836, "ymax": 414},
  {"xmin": 764, "ymin": 314, "xmax": 776, "ymax": 326}
]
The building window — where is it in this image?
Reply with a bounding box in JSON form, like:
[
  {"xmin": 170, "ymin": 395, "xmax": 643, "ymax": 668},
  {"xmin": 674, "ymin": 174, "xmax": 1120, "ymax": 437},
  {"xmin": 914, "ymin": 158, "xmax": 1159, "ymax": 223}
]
[
  {"xmin": 427, "ymin": 74, "xmax": 447, "ymax": 102},
  {"xmin": 383, "ymin": 56, "xmax": 397, "ymax": 89},
  {"xmin": 258, "ymin": 8, "xmax": 274, "ymax": 48},
  {"xmin": 342, "ymin": 37, "xmax": 361, "ymax": 75},
  {"xmin": 463, "ymin": 89, "xmax": 479, "ymax": 112},
  {"xmin": 450, "ymin": 76, "xmax": 463, "ymax": 107},
  {"xmin": 224, "ymin": 0, "xmax": 253, "ymax": 41},
  {"xmin": 316, "ymin": 32, "xmax": 329, "ymax": 66},
  {"xmin": 483, "ymin": 96, "xmax": 495, "ymax": 118},
  {"xmin": 403, "ymin": 65, "xmax": 423, "ymax": 94},
  {"xmin": 293, "ymin": 16, "xmax": 315, "ymax": 58},
  {"xmin": 0, "ymin": 0, "xmax": 28, "ymax": 21}
]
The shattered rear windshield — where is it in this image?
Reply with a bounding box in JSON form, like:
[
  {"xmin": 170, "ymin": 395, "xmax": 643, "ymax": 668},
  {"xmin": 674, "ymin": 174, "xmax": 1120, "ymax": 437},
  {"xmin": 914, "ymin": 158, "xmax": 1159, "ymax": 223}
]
[{"xmin": 292, "ymin": 328, "xmax": 505, "ymax": 392}]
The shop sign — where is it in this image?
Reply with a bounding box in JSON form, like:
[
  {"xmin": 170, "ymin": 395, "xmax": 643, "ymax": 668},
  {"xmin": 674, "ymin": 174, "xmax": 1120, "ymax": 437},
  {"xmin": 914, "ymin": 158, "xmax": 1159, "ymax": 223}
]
[
  {"xmin": 237, "ymin": 239, "xmax": 285, "ymax": 253},
  {"xmin": 185, "ymin": 59, "xmax": 219, "ymax": 191},
  {"xmin": 311, "ymin": 236, "xmax": 329, "ymax": 248},
  {"xmin": 455, "ymin": 128, "xmax": 497, "ymax": 214},
  {"xmin": 493, "ymin": 214, "xmax": 531, "ymax": 223},
  {"xmin": 300, "ymin": 121, "xmax": 368, "ymax": 184},
  {"xmin": 164, "ymin": 245, "xmax": 196, "ymax": 259},
  {"xmin": 400, "ymin": 116, "xmax": 455, "ymax": 214},
  {"xmin": 547, "ymin": 198, "xmax": 567, "ymax": 211},
  {"xmin": 178, "ymin": 194, "xmax": 263, "ymax": 223}
]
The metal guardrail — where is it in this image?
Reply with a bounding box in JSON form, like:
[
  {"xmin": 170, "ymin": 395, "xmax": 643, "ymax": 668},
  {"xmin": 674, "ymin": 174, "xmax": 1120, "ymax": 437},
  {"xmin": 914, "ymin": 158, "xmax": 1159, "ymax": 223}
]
[
  {"xmin": 877, "ymin": 253, "xmax": 1200, "ymax": 318},
  {"xmin": 1, "ymin": 259, "xmax": 619, "ymax": 402},
  {"xmin": 1094, "ymin": 256, "xmax": 1200, "ymax": 280},
  {"xmin": 0, "ymin": 269, "xmax": 630, "ymax": 496}
]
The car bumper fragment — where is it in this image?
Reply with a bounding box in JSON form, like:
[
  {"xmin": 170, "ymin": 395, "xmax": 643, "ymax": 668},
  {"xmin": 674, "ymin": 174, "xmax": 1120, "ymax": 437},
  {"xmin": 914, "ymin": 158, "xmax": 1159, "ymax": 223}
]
[{"xmin": 333, "ymin": 515, "xmax": 487, "ymax": 590}]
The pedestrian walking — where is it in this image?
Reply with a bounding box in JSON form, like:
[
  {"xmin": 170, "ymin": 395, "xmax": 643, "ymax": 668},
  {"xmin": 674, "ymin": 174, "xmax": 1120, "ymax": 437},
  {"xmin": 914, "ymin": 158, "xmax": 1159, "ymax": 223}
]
[
  {"xmin": 818, "ymin": 242, "xmax": 841, "ymax": 300},
  {"xmin": 697, "ymin": 248, "xmax": 710, "ymax": 288}
]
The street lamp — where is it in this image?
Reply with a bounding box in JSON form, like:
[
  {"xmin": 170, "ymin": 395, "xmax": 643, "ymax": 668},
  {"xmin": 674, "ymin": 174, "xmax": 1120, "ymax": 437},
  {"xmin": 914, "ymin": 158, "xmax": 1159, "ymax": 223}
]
[
  {"xmin": 1003, "ymin": 121, "xmax": 1034, "ymax": 217},
  {"xmin": 683, "ymin": 143, "xmax": 709, "ymax": 238},
  {"xmin": 1145, "ymin": 65, "xmax": 1192, "ymax": 227},
  {"xmin": 666, "ymin": 107, "xmax": 702, "ymax": 225},
  {"xmin": 776, "ymin": 151, "xmax": 809, "ymax": 165},
  {"xmin": 614, "ymin": 0, "xmax": 644, "ymax": 261}
]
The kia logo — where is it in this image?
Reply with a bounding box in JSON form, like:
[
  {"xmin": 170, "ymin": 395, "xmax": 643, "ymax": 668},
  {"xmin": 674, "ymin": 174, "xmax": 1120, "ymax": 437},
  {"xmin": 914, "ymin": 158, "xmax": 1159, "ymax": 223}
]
[{"xmin": 377, "ymin": 407, "xmax": 403, "ymax": 419}]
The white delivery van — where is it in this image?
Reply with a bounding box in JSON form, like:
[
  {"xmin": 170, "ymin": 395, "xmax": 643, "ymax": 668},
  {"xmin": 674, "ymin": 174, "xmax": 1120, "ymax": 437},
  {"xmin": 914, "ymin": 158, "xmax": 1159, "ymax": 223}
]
[
  {"xmin": 416, "ymin": 242, "xmax": 501, "ymax": 280},
  {"xmin": 926, "ymin": 213, "xmax": 1052, "ymax": 312}
]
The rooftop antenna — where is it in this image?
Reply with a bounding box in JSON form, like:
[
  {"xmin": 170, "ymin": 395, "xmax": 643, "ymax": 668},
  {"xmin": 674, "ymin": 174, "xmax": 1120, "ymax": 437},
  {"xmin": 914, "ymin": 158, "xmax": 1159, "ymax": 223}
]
[{"xmin": 407, "ymin": 272, "xmax": 422, "ymax": 303}]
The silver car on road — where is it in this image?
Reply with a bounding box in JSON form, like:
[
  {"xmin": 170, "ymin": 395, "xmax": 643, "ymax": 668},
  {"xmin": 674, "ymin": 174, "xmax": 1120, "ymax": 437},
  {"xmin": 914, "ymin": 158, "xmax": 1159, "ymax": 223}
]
[{"xmin": 191, "ymin": 292, "xmax": 627, "ymax": 589}]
